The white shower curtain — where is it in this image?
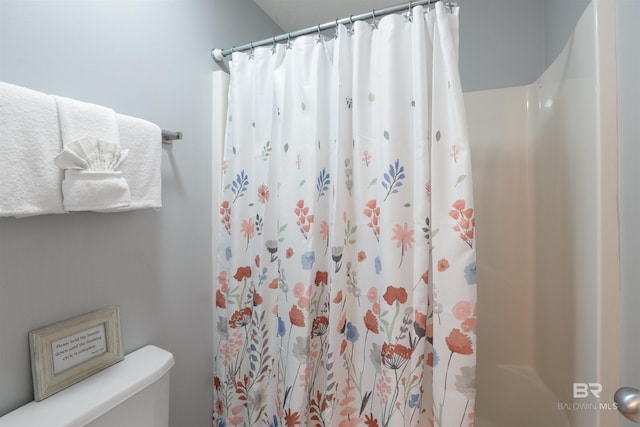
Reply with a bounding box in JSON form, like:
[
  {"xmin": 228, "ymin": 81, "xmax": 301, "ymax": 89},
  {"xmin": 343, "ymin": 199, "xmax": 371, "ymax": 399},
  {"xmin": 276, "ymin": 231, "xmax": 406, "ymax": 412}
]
[{"xmin": 214, "ymin": 3, "xmax": 476, "ymax": 427}]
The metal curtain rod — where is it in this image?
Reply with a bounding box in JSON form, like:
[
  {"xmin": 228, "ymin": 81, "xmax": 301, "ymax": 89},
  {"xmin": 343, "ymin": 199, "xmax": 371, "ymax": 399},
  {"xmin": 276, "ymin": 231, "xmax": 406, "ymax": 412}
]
[{"xmin": 211, "ymin": 0, "xmax": 446, "ymax": 61}]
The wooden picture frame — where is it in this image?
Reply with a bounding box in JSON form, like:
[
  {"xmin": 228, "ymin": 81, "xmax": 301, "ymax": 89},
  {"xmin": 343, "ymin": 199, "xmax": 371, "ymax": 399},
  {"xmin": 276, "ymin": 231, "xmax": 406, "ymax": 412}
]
[{"xmin": 28, "ymin": 306, "xmax": 124, "ymax": 401}]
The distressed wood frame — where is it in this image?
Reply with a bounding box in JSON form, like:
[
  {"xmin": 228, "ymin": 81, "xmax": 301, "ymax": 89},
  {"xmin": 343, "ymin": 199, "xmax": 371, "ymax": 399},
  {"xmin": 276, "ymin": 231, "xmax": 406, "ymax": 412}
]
[{"xmin": 28, "ymin": 306, "xmax": 123, "ymax": 401}]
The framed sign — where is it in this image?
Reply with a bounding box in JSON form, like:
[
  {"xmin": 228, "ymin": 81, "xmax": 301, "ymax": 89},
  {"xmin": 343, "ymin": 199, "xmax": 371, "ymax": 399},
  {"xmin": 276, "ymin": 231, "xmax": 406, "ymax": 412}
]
[{"xmin": 29, "ymin": 306, "xmax": 123, "ymax": 401}]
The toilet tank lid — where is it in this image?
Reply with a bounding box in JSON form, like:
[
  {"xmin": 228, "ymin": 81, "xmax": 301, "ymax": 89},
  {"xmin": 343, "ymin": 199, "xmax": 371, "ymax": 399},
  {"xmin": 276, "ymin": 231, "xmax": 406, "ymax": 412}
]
[{"xmin": 0, "ymin": 345, "xmax": 175, "ymax": 427}]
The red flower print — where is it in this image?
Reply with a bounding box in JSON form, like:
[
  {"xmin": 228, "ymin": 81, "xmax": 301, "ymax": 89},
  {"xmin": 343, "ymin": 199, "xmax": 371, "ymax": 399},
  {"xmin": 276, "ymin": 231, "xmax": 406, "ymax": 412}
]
[
  {"xmin": 381, "ymin": 342, "xmax": 412, "ymax": 370},
  {"xmin": 289, "ymin": 305, "xmax": 305, "ymax": 327},
  {"xmin": 358, "ymin": 250, "xmax": 367, "ymax": 262},
  {"xmin": 311, "ymin": 316, "xmax": 329, "ymax": 338},
  {"xmin": 257, "ymin": 184, "xmax": 270, "ymax": 204},
  {"xmin": 233, "ymin": 266, "xmax": 251, "ymax": 281},
  {"xmin": 364, "ymin": 413, "xmax": 379, "ymax": 427},
  {"xmin": 426, "ymin": 351, "xmax": 434, "ymax": 367},
  {"xmin": 214, "ymin": 376, "xmax": 221, "ymax": 391},
  {"xmin": 215, "ymin": 290, "xmax": 226, "ymax": 308},
  {"xmin": 363, "ymin": 200, "xmax": 381, "ymax": 242},
  {"xmin": 364, "ymin": 310, "xmax": 379, "ymax": 334},
  {"xmin": 383, "ymin": 285, "xmax": 408, "ymax": 305},
  {"xmin": 229, "ymin": 307, "xmax": 252, "ymax": 328},
  {"xmin": 255, "ymin": 255, "xmax": 260, "ymax": 268},
  {"xmin": 268, "ymin": 278, "xmax": 279, "ymax": 289},
  {"xmin": 215, "ymin": 398, "xmax": 223, "ymax": 414},
  {"xmin": 414, "ymin": 310, "xmax": 427, "ymax": 337},
  {"xmin": 314, "ymin": 270, "xmax": 328, "ymax": 286},
  {"xmin": 391, "ymin": 222, "xmax": 415, "ymax": 267},
  {"xmin": 284, "ymin": 409, "xmax": 301, "ymax": 427},
  {"xmin": 421, "ymin": 270, "xmax": 429, "ymax": 285},
  {"xmin": 253, "ymin": 290, "xmax": 263, "ymax": 306},
  {"xmin": 445, "ymin": 328, "xmax": 473, "ymax": 355},
  {"xmin": 437, "ymin": 258, "xmax": 450, "ymax": 272},
  {"xmin": 286, "ymin": 247, "xmax": 294, "ymax": 258}
]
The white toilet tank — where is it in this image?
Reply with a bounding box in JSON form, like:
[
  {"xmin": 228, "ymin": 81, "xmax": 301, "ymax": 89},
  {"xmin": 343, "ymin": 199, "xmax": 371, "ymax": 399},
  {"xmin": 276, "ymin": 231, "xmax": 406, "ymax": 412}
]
[{"xmin": 0, "ymin": 345, "xmax": 174, "ymax": 427}]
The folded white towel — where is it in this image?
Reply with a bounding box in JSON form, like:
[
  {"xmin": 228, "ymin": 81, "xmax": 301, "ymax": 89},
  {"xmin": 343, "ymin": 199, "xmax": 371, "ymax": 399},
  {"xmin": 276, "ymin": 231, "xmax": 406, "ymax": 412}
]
[
  {"xmin": 0, "ymin": 82, "xmax": 65, "ymax": 217},
  {"xmin": 53, "ymin": 95, "xmax": 120, "ymax": 145},
  {"xmin": 54, "ymin": 137, "xmax": 131, "ymax": 211},
  {"xmin": 114, "ymin": 114, "xmax": 162, "ymax": 210}
]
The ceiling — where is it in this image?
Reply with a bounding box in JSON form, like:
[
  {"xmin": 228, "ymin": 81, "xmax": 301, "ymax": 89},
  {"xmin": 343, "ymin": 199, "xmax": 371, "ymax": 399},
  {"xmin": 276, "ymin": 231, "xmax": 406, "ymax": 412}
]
[{"xmin": 253, "ymin": 0, "xmax": 403, "ymax": 32}]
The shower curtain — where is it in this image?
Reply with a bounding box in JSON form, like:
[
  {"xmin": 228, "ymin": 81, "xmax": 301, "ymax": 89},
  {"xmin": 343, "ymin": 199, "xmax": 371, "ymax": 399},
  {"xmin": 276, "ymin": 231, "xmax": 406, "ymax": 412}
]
[{"xmin": 213, "ymin": 3, "xmax": 476, "ymax": 427}]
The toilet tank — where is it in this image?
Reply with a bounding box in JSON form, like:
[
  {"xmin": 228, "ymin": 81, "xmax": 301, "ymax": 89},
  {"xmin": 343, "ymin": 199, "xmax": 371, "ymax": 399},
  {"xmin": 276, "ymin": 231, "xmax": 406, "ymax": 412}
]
[{"xmin": 0, "ymin": 345, "xmax": 174, "ymax": 427}]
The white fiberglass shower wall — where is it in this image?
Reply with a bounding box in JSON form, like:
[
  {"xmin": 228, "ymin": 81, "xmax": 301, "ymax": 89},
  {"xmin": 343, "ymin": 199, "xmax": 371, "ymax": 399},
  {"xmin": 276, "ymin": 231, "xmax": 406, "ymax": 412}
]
[{"xmin": 467, "ymin": 1, "xmax": 619, "ymax": 426}]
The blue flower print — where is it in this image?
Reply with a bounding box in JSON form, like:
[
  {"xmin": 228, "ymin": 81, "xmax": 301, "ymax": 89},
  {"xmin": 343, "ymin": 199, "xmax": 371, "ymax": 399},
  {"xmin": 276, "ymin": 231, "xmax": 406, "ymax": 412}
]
[
  {"xmin": 277, "ymin": 316, "xmax": 286, "ymax": 337},
  {"xmin": 464, "ymin": 261, "xmax": 476, "ymax": 285},
  {"xmin": 345, "ymin": 322, "xmax": 360, "ymax": 342},
  {"xmin": 301, "ymin": 251, "xmax": 315, "ymax": 270},
  {"xmin": 225, "ymin": 246, "xmax": 232, "ymax": 261},
  {"xmin": 375, "ymin": 256, "xmax": 382, "ymax": 275}
]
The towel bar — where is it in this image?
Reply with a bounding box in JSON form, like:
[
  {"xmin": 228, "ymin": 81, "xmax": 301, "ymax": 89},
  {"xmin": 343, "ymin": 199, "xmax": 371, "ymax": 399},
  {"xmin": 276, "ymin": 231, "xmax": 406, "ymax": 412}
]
[{"xmin": 161, "ymin": 130, "xmax": 182, "ymax": 144}]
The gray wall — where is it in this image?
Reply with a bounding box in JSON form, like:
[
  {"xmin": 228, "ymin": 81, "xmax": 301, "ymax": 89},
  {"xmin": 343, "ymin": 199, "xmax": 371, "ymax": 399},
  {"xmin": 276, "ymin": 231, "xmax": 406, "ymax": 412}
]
[
  {"xmin": 617, "ymin": 0, "xmax": 640, "ymax": 425},
  {"xmin": 0, "ymin": 1, "xmax": 281, "ymax": 426},
  {"xmin": 544, "ymin": 0, "xmax": 591, "ymax": 67}
]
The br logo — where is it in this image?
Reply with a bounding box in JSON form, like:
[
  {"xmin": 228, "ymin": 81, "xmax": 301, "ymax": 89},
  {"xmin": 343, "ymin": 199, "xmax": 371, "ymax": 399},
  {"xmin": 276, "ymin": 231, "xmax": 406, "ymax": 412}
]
[{"xmin": 573, "ymin": 383, "xmax": 602, "ymax": 399}]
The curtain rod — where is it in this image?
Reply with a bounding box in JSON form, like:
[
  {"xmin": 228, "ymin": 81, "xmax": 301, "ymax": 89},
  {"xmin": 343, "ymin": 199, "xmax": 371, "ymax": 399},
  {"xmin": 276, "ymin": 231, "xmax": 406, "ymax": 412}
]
[
  {"xmin": 211, "ymin": 0, "xmax": 448, "ymax": 61},
  {"xmin": 161, "ymin": 130, "xmax": 182, "ymax": 144}
]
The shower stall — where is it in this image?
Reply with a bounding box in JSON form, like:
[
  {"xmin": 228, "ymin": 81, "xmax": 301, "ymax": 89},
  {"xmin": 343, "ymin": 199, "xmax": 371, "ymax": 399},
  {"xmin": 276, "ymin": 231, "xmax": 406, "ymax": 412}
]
[{"xmin": 466, "ymin": 1, "xmax": 619, "ymax": 426}]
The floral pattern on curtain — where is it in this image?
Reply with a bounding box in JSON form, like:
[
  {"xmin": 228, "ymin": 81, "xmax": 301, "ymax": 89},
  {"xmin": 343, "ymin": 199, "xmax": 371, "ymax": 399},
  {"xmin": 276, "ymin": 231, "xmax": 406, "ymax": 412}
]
[{"xmin": 214, "ymin": 4, "xmax": 476, "ymax": 427}]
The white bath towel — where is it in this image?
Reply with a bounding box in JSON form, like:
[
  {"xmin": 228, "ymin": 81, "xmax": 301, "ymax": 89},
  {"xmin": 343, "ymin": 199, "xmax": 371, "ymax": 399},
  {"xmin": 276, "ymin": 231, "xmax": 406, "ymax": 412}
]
[
  {"xmin": 53, "ymin": 95, "xmax": 120, "ymax": 145},
  {"xmin": 113, "ymin": 113, "xmax": 162, "ymax": 210},
  {"xmin": 0, "ymin": 82, "xmax": 65, "ymax": 216}
]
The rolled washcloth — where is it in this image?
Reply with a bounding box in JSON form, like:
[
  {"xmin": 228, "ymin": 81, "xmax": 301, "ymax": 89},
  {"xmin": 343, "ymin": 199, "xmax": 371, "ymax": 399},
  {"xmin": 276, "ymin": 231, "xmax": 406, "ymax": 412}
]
[
  {"xmin": 0, "ymin": 82, "xmax": 65, "ymax": 217},
  {"xmin": 53, "ymin": 96, "xmax": 131, "ymax": 211}
]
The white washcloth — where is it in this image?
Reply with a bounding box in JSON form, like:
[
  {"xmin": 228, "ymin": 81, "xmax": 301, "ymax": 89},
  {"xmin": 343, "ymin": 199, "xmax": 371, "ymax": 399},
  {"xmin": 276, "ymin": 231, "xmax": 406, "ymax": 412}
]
[
  {"xmin": 114, "ymin": 113, "xmax": 162, "ymax": 210},
  {"xmin": 54, "ymin": 137, "xmax": 131, "ymax": 211},
  {"xmin": 53, "ymin": 95, "xmax": 120, "ymax": 144},
  {"xmin": 53, "ymin": 95, "xmax": 132, "ymax": 211},
  {"xmin": 0, "ymin": 82, "xmax": 65, "ymax": 216}
]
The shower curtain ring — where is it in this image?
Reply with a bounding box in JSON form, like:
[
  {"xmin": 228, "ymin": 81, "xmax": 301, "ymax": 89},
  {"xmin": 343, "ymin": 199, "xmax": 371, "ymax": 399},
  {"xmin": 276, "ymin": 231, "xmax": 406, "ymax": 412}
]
[
  {"xmin": 348, "ymin": 15, "xmax": 355, "ymax": 35},
  {"xmin": 271, "ymin": 37, "xmax": 276, "ymax": 54},
  {"xmin": 249, "ymin": 42, "xmax": 255, "ymax": 59},
  {"xmin": 334, "ymin": 18, "xmax": 340, "ymax": 38},
  {"xmin": 371, "ymin": 9, "xmax": 379, "ymax": 29},
  {"xmin": 286, "ymin": 33, "xmax": 292, "ymax": 50},
  {"xmin": 316, "ymin": 24, "xmax": 323, "ymax": 43}
]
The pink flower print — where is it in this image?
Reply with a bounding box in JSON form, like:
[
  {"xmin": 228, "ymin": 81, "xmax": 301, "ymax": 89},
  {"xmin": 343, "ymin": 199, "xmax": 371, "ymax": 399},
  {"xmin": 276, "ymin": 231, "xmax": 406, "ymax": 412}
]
[
  {"xmin": 363, "ymin": 200, "xmax": 381, "ymax": 242},
  {"xmin": 367, "ymin": 287, "xmax": 378, "ymax": 304},
  {"xmin": 462, "ymin": 317, "xmax": 477, "ymax": 332},
  {"xmin": 240, "ymin": 217, "xmax": 255, "ymax": 251},
  {"xmin": 257, "ymin": 184, "xmax": 270, "ymax": 204},
  {"xmin": 294, "ymin": 200, "xmax": 314, "ymax": 239},
  {"xmin": 449, "ymin": 199, "xmax": 475, "ymax": 248},
  {"xmin": 357, "ymin": 250, "xmax": 367, "ymax": 262},
  {"xmin": 362, "ymin": 150, "xmax": 372, "ymax": 167},
  {"xmin": 320, "ymin": 220, "xmax": 330, "ymax": 254},
  {"xmin": 437, "ymin": 258, "xmax": 450, "ymax": 272},
  {"xmin": 450, "ymin": 144, "xmax": 460, "ymax": 163},
  {"xmin": 293, "ymin": 282, "xmax": 305, "ymax": 299},
  {"xmin": 391, "ymin": 222, "xmax": 415, "ymax": 267},
  {"xmin": 220, "ymin": 201, "xmax": 231, "ymax": 235},
  {"xmin": 453, "ymin": 301, "xmax": 472, "ymax": 320}
]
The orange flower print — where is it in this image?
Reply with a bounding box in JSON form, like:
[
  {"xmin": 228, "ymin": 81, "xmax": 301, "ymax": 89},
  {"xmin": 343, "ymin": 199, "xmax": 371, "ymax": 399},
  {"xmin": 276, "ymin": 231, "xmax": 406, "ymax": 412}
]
[
  {"xmin": 311, "ymin": 316, "xmax": 329, "ymax": 338},
  {"xmin": 363, "ymin": 200, "xmax": 381, "ymax": 242},
  {"xmin": 381, "ymin": 342, "xmax": 412, "ymax": 370},
  {"xmin": 284, "ymin": 409, "xmax": 301, "ymax": 427},
  {"xmin": 449, "ymin": 199, "xmax": 475, "ymax": 248},
  {"xmin": 383, "ymin": 285, "xmax": 408, "ymax": 305},
  {"xmin": 253, "ymin": 290, "xmax": 263, "ymax": 306},
  {"xmin": 240, "ymin": 217, "xmax": 255, "ymax": 251},
  {"xmin": 220, "ymin": 201, "xmax": 231, "ymax": 235},
  {"xmin": 445, "ymin": 328, "xmax": 473, "ymax": 355},
  {"xmin": 414, "ymin": 310, "xmax": 427, "ymax": 337},
  {"xmin": 364, "ymin": 310, "xmax": 379, "ymax": 334},
  {"xmin": 437, "ymin": 258, "xmax": 450, "ymax": 272},
  {"xmin": 257, "ymin": 184, "xmax": 270, "ymax": 204},
  {"xmin": 391, "ymin": 222, "xmax": 415, "ymax": 267},
  {"xmin": 215, "ymin": 290, "xmax": 226, "ymax": 308},
  {"xmin": 233, "ymin": 266, "xmax": 251, "ymax": 281},
  {"xmin": 333, "ymin": 290, "xmax": 343, "ymax": 304},
  {"xmin": 229, "ymin": 307, "xmax": 252, "ymax": 328},
  {"xmin": 289, "ymin": 305, "xmax": 306, "ymax": 327},
  {"xmin": 364, "ymin": 413, "xmax": 379, "ymax": 427},
  {"xmin": 294, "ymin": 200, "xmax": 314, "ymax": 239}
]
